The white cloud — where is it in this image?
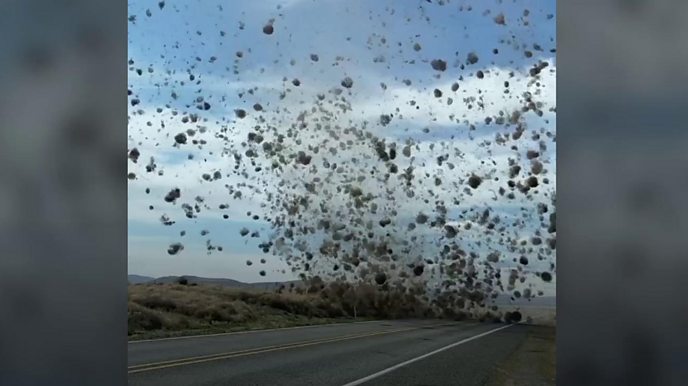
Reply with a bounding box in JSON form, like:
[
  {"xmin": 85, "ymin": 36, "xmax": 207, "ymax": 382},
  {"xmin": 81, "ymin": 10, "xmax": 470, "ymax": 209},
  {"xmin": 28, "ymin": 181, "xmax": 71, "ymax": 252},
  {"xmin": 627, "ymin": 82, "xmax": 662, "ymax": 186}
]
[{"xmin": 350, "ymin": 60, "xmax": 556, "ymax": 128}]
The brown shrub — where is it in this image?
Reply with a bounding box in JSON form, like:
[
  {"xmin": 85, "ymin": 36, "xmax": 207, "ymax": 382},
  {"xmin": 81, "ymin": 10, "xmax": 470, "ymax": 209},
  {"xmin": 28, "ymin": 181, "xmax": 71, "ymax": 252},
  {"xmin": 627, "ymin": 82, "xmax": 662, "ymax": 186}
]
[
  {"xmin": 128, "ymin": 302, "xmax": 163, "ymax": 333},
  {"xmin": 135, "ymin": 295, "xmax": 177, "ymax": 311}
]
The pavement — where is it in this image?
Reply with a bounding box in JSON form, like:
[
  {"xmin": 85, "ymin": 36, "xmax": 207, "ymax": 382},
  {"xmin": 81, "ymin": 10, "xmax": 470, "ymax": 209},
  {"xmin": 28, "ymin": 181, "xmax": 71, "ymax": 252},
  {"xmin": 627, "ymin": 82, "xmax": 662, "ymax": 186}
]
[{"xmin": 128, "ymin": 319, "xmax": 538, "ymax": 386}]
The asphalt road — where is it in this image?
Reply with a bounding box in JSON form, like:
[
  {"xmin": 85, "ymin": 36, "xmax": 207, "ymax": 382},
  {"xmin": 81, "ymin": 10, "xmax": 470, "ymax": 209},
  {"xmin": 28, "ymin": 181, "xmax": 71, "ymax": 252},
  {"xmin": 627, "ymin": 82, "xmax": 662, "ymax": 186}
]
[{"xmin": 129, "ymin": 319, "xmax": 531, "ymax": 386}]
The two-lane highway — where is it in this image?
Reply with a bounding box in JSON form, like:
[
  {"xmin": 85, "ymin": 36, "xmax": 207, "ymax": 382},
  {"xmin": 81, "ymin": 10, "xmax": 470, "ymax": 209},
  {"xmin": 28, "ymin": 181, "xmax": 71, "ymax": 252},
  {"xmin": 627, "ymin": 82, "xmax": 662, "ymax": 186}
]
[{"xmin": 129, "ymin": 319, "xmax": 528, "ymax": 386}]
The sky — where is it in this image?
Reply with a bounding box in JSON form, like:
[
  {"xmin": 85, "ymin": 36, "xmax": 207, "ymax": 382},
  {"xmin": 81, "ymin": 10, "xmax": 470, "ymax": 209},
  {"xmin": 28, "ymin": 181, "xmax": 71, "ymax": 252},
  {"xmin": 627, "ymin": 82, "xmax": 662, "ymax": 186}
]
[{"xmin": 127, "ymin": 0, "xmax": 556, "ymax": 295}]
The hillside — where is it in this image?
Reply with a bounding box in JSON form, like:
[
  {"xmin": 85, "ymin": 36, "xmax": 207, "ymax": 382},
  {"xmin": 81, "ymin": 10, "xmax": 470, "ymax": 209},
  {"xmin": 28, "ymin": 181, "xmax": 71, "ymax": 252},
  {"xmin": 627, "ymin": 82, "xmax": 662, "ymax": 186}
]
[
  {"xmin": 128, "ymin": 280, "xmax": 556, "ymax": 340},
  {"xmin": 127, "ymin": 274, "xmax": 300, "ymax": 291},
  {"xmin": 127, "ymin": 279, "xmax": 443, "ymax": 340},
  {"xmin": 128, "ymin": 282, "xmax": 366, "ymax": 340},
  {"xmin": 128, "ymin": 274, "xmax": 156, "ymax": 284}
]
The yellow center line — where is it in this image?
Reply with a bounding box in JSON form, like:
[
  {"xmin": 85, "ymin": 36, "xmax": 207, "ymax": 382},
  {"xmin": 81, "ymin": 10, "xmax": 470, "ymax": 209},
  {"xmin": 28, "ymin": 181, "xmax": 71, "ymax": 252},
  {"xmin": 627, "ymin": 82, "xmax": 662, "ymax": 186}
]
[
  {"xmin": 128, "ymin": 329, "xmax": 405, "ymax": 370},
  {"xmin": 129, "ymin": 323, "xmax": 456, "ymax": 374},
  {"xmin": 128, "ymin": 328, "xmax": 413, "ymax": 374}
]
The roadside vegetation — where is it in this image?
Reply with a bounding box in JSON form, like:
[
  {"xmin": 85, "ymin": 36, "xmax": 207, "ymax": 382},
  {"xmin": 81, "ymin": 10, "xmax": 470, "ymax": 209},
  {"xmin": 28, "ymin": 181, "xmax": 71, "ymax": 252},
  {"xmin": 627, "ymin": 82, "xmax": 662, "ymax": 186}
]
[
  {"xmin": 128, "ymin": 278, "xmax": 434, "ymax": 340},
  {"xmin": 128, "ymin": 276, "xmax": 548, "ymax": 340}
]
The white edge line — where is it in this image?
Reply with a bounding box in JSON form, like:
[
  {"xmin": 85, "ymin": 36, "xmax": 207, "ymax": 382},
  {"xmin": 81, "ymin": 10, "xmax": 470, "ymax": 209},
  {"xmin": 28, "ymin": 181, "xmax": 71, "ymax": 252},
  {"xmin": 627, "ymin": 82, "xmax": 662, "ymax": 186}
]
[
  {"xmin": 340, "ymin": 323, "xmax": 515, "ymax": 386},
  {"xmin": 128, "ymin": 319, "xmax": 384, "ymax": 344}
]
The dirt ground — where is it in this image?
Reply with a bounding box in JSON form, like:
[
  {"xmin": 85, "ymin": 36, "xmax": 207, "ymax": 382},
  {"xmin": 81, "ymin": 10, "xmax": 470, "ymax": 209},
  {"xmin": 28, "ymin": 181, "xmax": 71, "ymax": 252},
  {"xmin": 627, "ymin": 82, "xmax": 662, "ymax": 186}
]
[{"xmin": 485, "ymin": 325, "xmax": 556, "ymax": 386}]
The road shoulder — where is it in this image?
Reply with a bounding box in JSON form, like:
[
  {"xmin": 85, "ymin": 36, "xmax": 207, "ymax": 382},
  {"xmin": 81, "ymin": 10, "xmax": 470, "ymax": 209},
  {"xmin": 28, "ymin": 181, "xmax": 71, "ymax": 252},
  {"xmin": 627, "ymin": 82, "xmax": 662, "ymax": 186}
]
[{"xmin": 484, "ymin": 325, "xmax": 556, "ymax": 386}]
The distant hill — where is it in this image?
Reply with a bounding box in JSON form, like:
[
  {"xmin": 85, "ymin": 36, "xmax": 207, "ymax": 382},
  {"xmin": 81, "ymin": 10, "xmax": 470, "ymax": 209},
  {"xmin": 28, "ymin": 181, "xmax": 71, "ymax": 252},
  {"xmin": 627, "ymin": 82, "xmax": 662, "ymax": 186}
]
[
  {"xmin": 490, "ymin": 294, "xmax": 556, "ymax": 308},
  {"xmin": 128, "ymin": 274, "xmax": 155, "ymax": 284},
  {"xmin": 128, "ymin": 274, "xmax": 300, "ymax": 291},
  {"xmin": 151, "ymin": 275, "xmax": 250, "ymax": 287}
]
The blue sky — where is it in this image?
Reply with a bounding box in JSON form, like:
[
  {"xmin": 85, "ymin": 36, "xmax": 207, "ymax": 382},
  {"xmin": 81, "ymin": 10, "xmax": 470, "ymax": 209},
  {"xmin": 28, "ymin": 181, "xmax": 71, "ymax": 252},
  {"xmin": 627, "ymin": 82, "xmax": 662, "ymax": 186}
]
[{"xmin": 128, "ymin": 0, "xmax": 556, "ymax": 294}]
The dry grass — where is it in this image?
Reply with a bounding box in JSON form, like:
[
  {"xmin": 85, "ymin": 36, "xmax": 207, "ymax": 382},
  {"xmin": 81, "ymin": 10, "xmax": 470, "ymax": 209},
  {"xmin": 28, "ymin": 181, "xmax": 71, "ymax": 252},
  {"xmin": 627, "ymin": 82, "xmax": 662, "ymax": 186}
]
[
  {"xmin": 128, "ymin": 279, "xmax": 442, "ymax": 339},
  {"xmin": 128, "ymin": 281, "xmax": 539, "ymax": 340},
  {"xmin": 128, "ymin": 283, "xmax": 358, "ymax": 340}
]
